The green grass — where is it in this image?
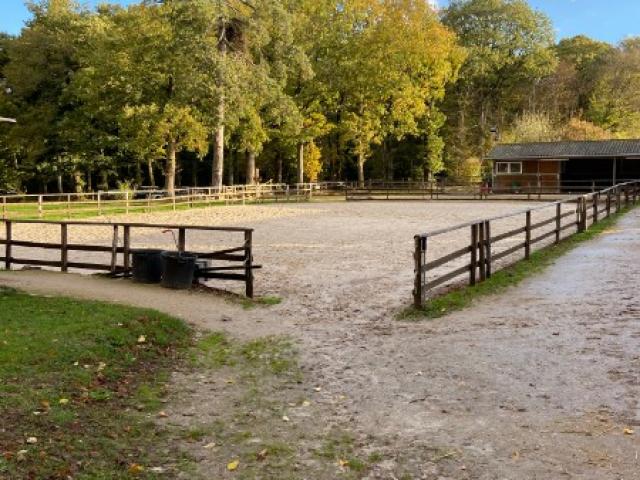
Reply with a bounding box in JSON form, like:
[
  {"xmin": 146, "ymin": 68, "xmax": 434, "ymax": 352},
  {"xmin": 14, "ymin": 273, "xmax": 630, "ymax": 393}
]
[
  {"xmin": 240, "ymin": 295, "xmax": 283, "ymax": 310},
  {"xmin": 0, "ymin": 287, "xmax": 192, "ymax": 479},
  {"xmin": 196, "ymin": 332, "xmax": 298, "ymax": 378},
  {"xmin": 401, "ymin": 206, "xmax": 634, "ymax": 321}
]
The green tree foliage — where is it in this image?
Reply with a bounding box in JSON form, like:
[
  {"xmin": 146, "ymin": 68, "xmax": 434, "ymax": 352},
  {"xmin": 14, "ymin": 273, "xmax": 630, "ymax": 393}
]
[
  {"xmin": 442, "ymin": 0, "xmax": 556, "ymax": 166},
  {"xmin": 2, "ymin": 1, "xmax": 640, "ymax": 193},
  {"xmin": 502, "ymin": 112, "xmax": 559, "ymax": 143},
  {"xmin": 587, "ymin": 38, "xmax": 640, "ymax": 138}
]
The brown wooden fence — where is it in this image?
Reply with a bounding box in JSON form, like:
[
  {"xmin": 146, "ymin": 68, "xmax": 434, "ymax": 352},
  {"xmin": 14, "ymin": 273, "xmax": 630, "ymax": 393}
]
[
  {"xmin": 0, "ymin": 219, "xmax": 257, "ymax": 297},
  {"xmin": 413, "ymin": 181, "xmax": 640, "ymax": 307}
]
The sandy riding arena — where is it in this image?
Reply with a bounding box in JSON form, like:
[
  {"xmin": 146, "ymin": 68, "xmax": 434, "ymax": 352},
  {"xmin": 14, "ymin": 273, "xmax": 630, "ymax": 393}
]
[{"xmin": 8, "ymin": 200, "xmax": 546, "ymax": 321}]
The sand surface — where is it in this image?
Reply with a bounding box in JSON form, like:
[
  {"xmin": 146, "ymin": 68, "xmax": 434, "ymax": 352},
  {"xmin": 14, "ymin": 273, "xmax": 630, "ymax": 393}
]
[
  {"xmin": 5, "ymin": 200, "xmax": 635, "ymax": 479},
  {"xmin": 6, "ymin": 200, "xmax": 573, "ymax": 322}
]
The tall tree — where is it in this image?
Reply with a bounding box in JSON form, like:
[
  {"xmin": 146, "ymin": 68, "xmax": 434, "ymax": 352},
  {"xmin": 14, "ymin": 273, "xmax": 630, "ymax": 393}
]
[
  {"xmin": 2, "ymin": 0, "xmax": 88, "ymax": 192},
  {"xmin": 310, "ymin": 0, "xmax": 462, "ymax": 185},
  {"xmin": 442, "ymin": 0, "xmax": 556, "ymax": 167}
]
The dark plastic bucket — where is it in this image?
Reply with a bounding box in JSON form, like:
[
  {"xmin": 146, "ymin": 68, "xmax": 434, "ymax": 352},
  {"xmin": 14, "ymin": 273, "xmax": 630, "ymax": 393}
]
[
  {"xmin": 161, "ymin": 251, "xmax": 197, "ymax": 289},
  {"xmin": 131, "ymin": 249, "xmax": 164, "ymax": 283}
]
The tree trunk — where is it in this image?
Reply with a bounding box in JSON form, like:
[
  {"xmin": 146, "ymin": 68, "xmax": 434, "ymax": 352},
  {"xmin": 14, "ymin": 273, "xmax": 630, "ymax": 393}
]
[
  {"xmin": 57, "ymin": 175, "xmax": 63, "ymax": 193},
  {"xmin": 246, "ymin": 150, "xmax": 256, "ymax": 185},
  {"xmin": 147, "ymin": 159, "xmax": 156, "ymax": 187},
  {"xmin": 227, "ymin": 150, "xmax": 234, "ymax": 185},
  {"xmin": 192, "ymin": 158, "xmax": 198, "ymax": 187},
  {"xmin": 212, "ymin": 38, "xmax": 227, "ymax": 189},
  {"xmin": 357, "ymin": 153, "xmax": 365, "ymax": 188},
  {"xmin": 297, "ymin": 143, "xmax": 304, "ymax": 184},
  {"xmin": 134, "ymin": 161, "xmax": 143, "ymax": 187},
  {"xmin": 86, "ymin": 170, "xmax": 92, "ymax": 191},
  {"xmin": 165, "ymin": 139, "xmax": 176, "ymax": 194},
  {"xmin": 73, "ymin": 172, "xmax": 84, "ymax": 193},
  {"xmin": 277, "ymin": 155, "xmax": 283, "ymax": 183},
  {"xmin": 212, "ymin": 121, "xmax": 224, "ymax": 188},
  {"xmin": 99, "ymin": 171, "xmax": 108, "ymax": 191}
]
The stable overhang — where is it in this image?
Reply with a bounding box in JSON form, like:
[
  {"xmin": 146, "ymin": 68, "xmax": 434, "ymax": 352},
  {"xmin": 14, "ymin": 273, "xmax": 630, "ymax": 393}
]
[{"xmin": 487, "ymin": 139, "xmax": 640, "ymax": 161}]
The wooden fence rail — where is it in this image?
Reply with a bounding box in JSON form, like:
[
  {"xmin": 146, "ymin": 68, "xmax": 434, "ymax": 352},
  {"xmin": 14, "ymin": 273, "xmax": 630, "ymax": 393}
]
[
  {"xmin": 0, "ymin": 219, "xmax": 257, "ymax": 297},
  {"xmin": 413, "ymin": 181, "xmax": 640, "ymax": 307},
  {"xmin": 0, "ymin": 184, "xmax": 312, "ymax": 220}
]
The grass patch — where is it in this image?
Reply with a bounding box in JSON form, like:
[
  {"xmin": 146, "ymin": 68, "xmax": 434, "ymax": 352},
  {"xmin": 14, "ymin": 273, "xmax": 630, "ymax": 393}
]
[
  {"xmin": 196, "ymin": 332, "xmax": 299, "ymax": 379},
  {"xmin": 240, "ymin": 295, "xmax": 283, "ymax": 310},
  {"xmin": 0, "ymin": 288, "xmax": 192, "ymax": 479},
  {"xmin": 401, "ymin": 206, "xmax": 634, "ymax": 321},
  {"xmin": 314, "ymin": 430, "xmax": 373, "ymax": 475}
]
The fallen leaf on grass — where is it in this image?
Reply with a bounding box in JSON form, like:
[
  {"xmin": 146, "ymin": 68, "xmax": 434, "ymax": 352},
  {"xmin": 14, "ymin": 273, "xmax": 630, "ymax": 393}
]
[
  {"xmin": 282, "ymin": 415, "xmax": 290, "ymax": 422},
  {"xmin": 227, "ymin": 460, "xmax": 240, "ymax": 471},
  {"xmin": 58, "ymin": 398, "xmax": 69, "ymax": 405},
  {"xmin": 257, "ymin": 449, "xmax": 268, "ymax": 461},
  {"xmin": 157, "ymin": 411, "xmax": 168, "ymax": 418},
  {"xmin": 338, "ymin": 459, "xmax": 349, "ymax": 467},
  {"xmin": 203, "ymin": 442, "xmax": 216, "ymax": 449},
  {"xmin": 128, "ymin": 463, "xmax": 145, "ymax": 475},
  {"xmin": 624, "ymin": 428, "xmax": 634, "ymax": 435},
  {"xmin": 25, "ymin": 437, "xmax": 37, "ymax": 444},
  {"xmin": 137, "ymin": 335, "xmax": 146, "ymax": 344}
]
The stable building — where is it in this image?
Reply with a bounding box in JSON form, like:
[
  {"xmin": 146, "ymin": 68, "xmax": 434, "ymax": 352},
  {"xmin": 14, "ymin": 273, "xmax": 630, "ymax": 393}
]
[{"xmin": 487, "ymin": 139, "xmax": 640, "ymax": 193}]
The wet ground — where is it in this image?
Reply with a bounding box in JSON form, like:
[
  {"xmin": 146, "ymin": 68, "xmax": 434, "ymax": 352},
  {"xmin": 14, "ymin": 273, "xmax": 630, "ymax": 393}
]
[{"xmin": 1, "ymin": 206, "xmax": 639, "ymax": 478}]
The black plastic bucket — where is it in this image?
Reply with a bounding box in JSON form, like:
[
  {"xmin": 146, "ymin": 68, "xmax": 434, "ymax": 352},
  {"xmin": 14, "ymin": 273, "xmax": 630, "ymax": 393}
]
[
  {"xmin": 161, "ymin": 251, "xmax": 197, "ymax": 289},
  {"xmin": 131, "ymin": 249, "xmax": 164, "ymax": 283}
]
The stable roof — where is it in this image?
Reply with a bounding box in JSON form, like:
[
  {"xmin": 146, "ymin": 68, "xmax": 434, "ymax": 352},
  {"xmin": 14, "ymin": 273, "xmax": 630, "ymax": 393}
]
[{"xmin": 487, "ymin": 139, "xmax": 640, "ymax": 161}]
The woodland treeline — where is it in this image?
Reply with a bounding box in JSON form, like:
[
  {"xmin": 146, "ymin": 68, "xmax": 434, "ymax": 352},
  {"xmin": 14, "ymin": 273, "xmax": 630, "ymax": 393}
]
[{"xmin": 0, "ymin": 0, "xmax": 639, "ymax": 193}]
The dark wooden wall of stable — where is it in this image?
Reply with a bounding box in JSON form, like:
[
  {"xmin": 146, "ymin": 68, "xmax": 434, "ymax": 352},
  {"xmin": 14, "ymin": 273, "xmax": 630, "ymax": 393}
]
[{"xmin": 493, "ymin": 160, "xmax": 561, "ymax": 193}]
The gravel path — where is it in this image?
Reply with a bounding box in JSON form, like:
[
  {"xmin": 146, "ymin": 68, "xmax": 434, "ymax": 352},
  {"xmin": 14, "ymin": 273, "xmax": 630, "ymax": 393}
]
[{"xmin": 1, "ymin": 201, "xmax": 637, "ymax": 478}]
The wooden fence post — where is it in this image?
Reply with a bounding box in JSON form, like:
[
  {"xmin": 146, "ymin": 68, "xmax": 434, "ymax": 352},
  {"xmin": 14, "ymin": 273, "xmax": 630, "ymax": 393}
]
[
  {"xmin": 123, "ymin": 225, "xmax": 131, "ymax": 273},
  {"xmin": 244, "ymin": 230, "xmax": 254, "ymax": 298},
  {"xmin": 125, "ymin": 191, "xmax": 130, "ymax": 215},
  {"xmin": 97, "ymin": 191, "xmax": 102, "ymax": 216},
  {"xmin": 593, "ymin": 193, "xmax": 599, "ymax": 224},
  {"xmin": 2, "ymin": 197, "xmax": 6, "ymax": 220},
  {"xmin": 470, "ymin": 223, "xmax": 478, "ymax": 286},
  {"xmin": 624, "ymin": 186, "xmax": 629, "ymax": 208},
  {"xmin": 61, "ymin": 223, "xmax": 68, "ymax": 272},
  {"xmin": 478, "ymin": 222, "xmax": 486, "ymax": 281},
  {"xmin": 525, "ymin": 210, "xmax": 532, "ymax": 259},
  {"xmin": 4, "ymin": 220, "xmax": 12, "ymax": 270},
  {"xmin": 110, "ymin": 225, "xmax": 119, "ymax": 274},
  {"xmin": 66, "ymin": 194, "xmax": 71, "ymax": 218},
  {"xmin": 38, "ymin": 195, "xmax": 43, "ymax": 218},
  {"xmin": 484, "ymin": 220, "xmax": 492, "ymax": 278},
  {"xmin": 555, "ymin": 203, "xmax": 561, "ymax": 244},
  {"xmin": 606, "ymin": 191, "xmax": 611, "ymax": 217},
  {"xmin": 616, "ymin": 187, "xmax": 621, "ymax": 213},
  {"xmin": 178, "ymin": 228, "xmax": 186, "ymax": 253},
  {"xmin": 413, "ymin": 235, "xmax": 426, "ymax": 307}
]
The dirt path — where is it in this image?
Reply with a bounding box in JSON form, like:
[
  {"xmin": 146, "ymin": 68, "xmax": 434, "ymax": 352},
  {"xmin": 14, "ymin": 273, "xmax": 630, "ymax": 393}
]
[
  {"xmin": 301, "ymin": 210, "xmax": 640, "ymax": 479},
  {"xmin": 1, "ymin": 207, "xmax": 639, "ymax": 478}
]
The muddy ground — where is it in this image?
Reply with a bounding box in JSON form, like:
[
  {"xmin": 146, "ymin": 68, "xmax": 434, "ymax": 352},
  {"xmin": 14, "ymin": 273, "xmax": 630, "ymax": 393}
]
[{"xmin": 1, "ymin": 201, "xmax": 638, "ymax": 479}]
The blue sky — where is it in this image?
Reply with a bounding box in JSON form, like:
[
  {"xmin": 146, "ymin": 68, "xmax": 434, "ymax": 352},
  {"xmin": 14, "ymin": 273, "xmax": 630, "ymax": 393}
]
[{"xmin": 1, "ymin": 0, "xmax": 639, "ymax": 45}]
